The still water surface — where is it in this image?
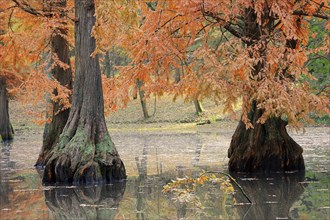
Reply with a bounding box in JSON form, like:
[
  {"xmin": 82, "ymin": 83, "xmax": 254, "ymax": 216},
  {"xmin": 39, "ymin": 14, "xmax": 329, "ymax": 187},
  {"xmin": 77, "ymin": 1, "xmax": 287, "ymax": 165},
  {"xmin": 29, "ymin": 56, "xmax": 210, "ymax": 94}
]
[{"xmin": 0, "ymin": 126, "xmax": 329, "ymax": 219}]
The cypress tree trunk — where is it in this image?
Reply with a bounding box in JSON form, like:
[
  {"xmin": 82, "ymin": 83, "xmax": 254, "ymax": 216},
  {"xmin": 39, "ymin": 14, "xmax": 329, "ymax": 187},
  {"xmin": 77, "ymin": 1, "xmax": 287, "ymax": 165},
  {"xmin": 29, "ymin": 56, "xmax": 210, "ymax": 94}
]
[
  {"xmin": 43, "ymin": 0, "xmax": 126, "ymax": 184},
  {"xmin": 104, "ymin": 50, "xmax": 114, "ymax": 78},
  {"xmin": 36, "ymin": 0, "xmax": 72, "ymax": 166},
  {"xmin": 193, "ymin": 99, "xmax": 203, "ymax": 115},
  {"xmin": 227, "ymin": 9, "xmax": 305, "ymax": 173},
  {"xmin": 228, "ymin": 102, "xmax": 305, "ymax": 172},
  {"xmin": 137, "ymin": 79, "xmax": 149, "ymax": 119},
  {"xmin": 0, "ymin": 78, "xmax": 14, "ymax": 141}
]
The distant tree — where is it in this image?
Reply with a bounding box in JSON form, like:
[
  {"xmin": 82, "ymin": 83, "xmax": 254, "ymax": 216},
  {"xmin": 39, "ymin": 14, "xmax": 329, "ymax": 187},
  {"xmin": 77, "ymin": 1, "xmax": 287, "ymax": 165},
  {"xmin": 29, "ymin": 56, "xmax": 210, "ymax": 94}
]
[
  {"xmin": 137, "ymin": 79, "xmax": 150, "ymax": 119},
  {"xmin": 0, "ymin": 1, "xmax": 16, "ymax": 141},
  {"xmin": 43, "ymin": 0, "xmax": 126, "ymax": 184},
  {"xmin": 0, "ymin": 77, "xmax": 13, "ymax": 141},
  {"xmin": 9, "ymin": 0, "xmax": 73, "ymax": 166},
  {"xmin": 0, "ymin": 0, "xmax": 40, "ymax": 141}
]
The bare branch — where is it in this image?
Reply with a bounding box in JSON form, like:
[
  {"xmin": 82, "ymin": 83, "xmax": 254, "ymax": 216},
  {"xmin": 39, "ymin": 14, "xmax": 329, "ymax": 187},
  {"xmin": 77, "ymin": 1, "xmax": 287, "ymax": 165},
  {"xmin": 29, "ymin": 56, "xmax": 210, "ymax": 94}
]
[
  {"xmin": 293, "ymin": 10, "xmax": 329, "ymax": 20},
  {"xmin": 11, "ymin": 0, "xmax": 42, "ymax": 16}
]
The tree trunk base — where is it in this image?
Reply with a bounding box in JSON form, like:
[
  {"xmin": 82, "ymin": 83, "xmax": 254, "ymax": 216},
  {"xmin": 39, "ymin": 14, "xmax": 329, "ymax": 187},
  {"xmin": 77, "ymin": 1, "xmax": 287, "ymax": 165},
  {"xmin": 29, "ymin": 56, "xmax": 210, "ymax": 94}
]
[
  {"xmin": 0, "ymin": 124, "xmax": 14, "ymax": 141},
  {"xmin": 0, "ymin": 78, "xmax": 14, "ymax": 141},
  {"xmin": 43, "ymin": 127, "xmax": 126, "ymax": 185},
  {"xmin": 228, "ymin": 117, "xmax": 305, "ymax": 173}
]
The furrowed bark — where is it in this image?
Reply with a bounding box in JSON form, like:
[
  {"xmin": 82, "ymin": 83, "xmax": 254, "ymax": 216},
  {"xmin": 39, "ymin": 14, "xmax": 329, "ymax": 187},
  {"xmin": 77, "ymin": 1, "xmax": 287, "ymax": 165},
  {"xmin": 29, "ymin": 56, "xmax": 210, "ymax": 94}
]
[
  {"xmin": 227, "ymin": 8, "xmax": 305, "ymax": 173},
  {"xmin": 43, "ymin": 0, "xmax": 126, "ymax": 185},
  {"xmin": 0, "ymin": 78, "xmax": 14, "ymax": 141},
  {"xmin": 228, "ymin": 102, "xmax": 305, "ymax": 172},
  {"xmin": 36, "ymin": 0, "xmax": 73, "ymax": 166}
]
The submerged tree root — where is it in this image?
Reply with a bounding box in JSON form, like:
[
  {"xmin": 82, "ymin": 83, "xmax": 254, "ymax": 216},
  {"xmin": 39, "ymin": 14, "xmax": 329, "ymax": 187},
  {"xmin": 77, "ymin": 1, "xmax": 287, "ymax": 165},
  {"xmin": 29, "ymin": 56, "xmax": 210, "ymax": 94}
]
[{"xmin": 43, "ymin": 127, "xmax": 126, "ymax": 185}]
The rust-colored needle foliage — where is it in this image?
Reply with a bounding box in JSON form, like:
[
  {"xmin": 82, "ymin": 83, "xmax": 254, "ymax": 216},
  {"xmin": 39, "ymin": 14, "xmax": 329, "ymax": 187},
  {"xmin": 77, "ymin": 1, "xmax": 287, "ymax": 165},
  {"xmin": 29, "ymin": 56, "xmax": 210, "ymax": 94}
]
[
  {"xmin": 0, "ymin": 0, "xmax": 73, "ymax": 124},
  {"xmin": 96, "ymin": 0, "xmax": 329, "ymax": 128},
  {"xmin": 95, "ymin": 0, "xmax": 329, "ymax": 172}
]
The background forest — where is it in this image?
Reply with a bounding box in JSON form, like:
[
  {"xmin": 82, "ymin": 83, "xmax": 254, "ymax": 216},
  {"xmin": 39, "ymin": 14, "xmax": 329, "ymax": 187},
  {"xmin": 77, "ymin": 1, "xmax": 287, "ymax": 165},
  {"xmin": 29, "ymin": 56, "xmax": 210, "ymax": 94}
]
[{"xmin": 1, "ymin": 1, "xmax": 329, "ymax": 128}]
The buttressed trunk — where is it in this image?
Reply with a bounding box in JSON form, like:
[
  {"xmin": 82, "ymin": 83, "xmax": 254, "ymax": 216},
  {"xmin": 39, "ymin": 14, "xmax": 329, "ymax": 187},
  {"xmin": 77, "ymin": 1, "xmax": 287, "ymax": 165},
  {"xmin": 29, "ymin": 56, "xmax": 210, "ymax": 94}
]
[
  {"xmin": 227, "ymin": 8, "xmax": 305, "ymax": 173},
  {"xmin": 228, "ymin": 102, "xmax": 305, "ymax": 172},
  {"xmin": 43, "ymin": 0, "xmax": 126, "ymax": 184},
  {"xmin": 36, "ymin": 0, "xmax": 73, "ymax": 166},
  {"xmin": 0, "ymin": 77, "xmax": 14, "ymax": 141}
]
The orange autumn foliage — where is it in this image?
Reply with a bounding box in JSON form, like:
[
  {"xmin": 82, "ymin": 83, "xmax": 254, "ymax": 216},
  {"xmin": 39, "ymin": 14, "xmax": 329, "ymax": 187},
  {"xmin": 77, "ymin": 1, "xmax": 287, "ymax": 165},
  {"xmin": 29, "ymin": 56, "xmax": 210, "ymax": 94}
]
[
  {"xmin": 0, "ymin": 0, "xmax": 73, "ymax": 124},
  {"xmin": 1, "ymin": 0, "xmax": 328, "ymax": 128},
  {"xmin": 95, "ymin": 0, "xmax": 329, "ymax": 128}
]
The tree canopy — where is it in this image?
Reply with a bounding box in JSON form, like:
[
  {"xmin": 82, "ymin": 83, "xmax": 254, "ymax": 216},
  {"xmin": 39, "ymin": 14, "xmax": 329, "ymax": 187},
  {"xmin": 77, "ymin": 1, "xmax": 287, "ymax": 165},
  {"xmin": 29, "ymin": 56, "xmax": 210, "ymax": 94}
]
[{"xmin": 95, "ymin": 0, "xmax": 329, "ymax": 128}]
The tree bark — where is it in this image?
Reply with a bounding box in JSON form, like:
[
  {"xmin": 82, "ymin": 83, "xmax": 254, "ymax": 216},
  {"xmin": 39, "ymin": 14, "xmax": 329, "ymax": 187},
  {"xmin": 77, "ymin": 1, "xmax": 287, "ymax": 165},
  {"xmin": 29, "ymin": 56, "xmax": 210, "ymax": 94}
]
[
  {"xmin": 137, "ymin": 79, "xmax": 149, "ymax": 119},
  {"xmin": 228, "ymin": 102, "xmax": 305, "ymax": 172},
  {"xmin": 227, "ymin": 8, "xmax": 305, "ymax": 173},
  {"xmin": 104, "ymin": 50, "xmax": 114, "ymax": 78},
  {"xmin": 43, "ymin": 0, "xmax": 126, "ymax": 184},
  {"xmin": 36, "ymin": 0, "xmax": 73, "ymax": 166},
  {"xmin": 193, "ymin": 99, "xmax": 203, "ymax": 115},
  {"xmin": 0, "ymin": 78, "xmax": 14, "ymax": 141}
]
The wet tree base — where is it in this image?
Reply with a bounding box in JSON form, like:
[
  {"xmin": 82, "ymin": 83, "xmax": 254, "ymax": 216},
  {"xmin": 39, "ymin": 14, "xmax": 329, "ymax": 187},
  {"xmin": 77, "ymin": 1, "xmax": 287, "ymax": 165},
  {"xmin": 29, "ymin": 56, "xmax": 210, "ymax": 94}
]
[
  {"xmin": 0, "ymin": 124, "xmax": 14, "ymax": 142},
  {"xmin": 228, "ymin": 117, "xmax": 305, "ymax": 173},
  {"xmin": 0, "ymin": 132, "xmax": 14, "ymax": 142},
  {"xmin": 43, "ymin": 126, "xmax": 126, "ymax": 185}
]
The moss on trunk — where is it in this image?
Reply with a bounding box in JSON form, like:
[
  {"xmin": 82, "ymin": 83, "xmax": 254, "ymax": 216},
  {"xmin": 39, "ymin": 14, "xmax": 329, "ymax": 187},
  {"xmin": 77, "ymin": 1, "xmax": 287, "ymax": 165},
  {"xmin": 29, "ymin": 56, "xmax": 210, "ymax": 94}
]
[
  {"xmin": 43, "ymin": 124, "xmax": 126, "ymax": 184},
  {"xmin": 42, "ymin": 0, "xmax": 126, "ymax": 185}
]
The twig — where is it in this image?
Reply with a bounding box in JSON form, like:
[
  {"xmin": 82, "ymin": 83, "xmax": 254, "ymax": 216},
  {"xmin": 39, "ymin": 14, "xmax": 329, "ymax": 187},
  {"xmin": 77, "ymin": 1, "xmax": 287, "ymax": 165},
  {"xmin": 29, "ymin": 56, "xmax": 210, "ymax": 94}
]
[{"xmin": 200, "ymin": 171, "xmax": 252, "ymax": 204}]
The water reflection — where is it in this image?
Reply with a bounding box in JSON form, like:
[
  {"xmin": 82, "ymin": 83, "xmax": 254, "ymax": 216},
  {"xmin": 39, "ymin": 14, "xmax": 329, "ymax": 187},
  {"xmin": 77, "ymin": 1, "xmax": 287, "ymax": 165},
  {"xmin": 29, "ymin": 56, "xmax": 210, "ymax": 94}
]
[
  {"xmin": 0, "ymin": 127, "xmax": 329, "ymax": 219},
  {"xmin": 232, "ymin": 172, "xmax": 305, "ymax": 220},
  {"xmin": 135, "ymin": 139, "xmax": 148, "ymax": 219},
  {"xmin": 0, "ymin": 142, "xmax": 14, "ymax": 208},
  {"xmin": 44, "ymin": 182, "xmax": 126, "ymax": 219}
]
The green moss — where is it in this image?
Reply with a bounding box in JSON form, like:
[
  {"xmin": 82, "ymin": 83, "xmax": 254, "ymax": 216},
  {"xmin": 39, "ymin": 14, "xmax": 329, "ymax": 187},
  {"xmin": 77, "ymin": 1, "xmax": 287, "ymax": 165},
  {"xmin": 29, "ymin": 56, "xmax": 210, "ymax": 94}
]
[
  {"xmin": 95, "ymin": 134, "xmax": 117, "ymax": 162},
  {"xmin": 65, "ymin": 126, "xmax": 95, "ymax": 163},
  {"xmin": 56, "ymin": 133, "xmax": 71, "ymax": 151},
  {"xmin": 80, "ymin": 143, "xmax": 94, "ymax": 162}
]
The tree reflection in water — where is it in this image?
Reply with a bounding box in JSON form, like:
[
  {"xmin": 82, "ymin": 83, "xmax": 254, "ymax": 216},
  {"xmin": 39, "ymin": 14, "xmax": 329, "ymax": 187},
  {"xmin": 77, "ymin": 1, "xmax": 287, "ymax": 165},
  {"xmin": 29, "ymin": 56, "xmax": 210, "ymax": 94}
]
[
  {"xmin": 0, "ymin": 141, "xmax": 14, "ymax": 208},
  {"xmin": 44, "ymin": 182, "xmax": 126, "ymax": 219},
  {"xmin": 232, "ymin": 172, "xmax": 305, "ymax": 220},
  {"xmin": 135, "ymin": 139, "xmax": 148, "ymax": 220}
]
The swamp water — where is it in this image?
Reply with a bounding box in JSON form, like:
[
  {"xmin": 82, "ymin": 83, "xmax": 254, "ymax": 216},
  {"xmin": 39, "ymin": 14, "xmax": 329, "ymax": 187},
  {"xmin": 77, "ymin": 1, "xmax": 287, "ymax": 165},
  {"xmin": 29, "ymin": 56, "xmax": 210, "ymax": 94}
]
[{"xmin": 0, "ymin": 126, "xmax": 329, "ymax": 219}]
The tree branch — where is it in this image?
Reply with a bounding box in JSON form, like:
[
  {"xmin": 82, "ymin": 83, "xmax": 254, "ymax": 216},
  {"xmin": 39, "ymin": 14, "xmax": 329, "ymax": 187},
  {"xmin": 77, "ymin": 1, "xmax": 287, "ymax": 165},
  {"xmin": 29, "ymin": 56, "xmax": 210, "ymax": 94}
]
[
  {"xmin": 11, "ymin": 0, "xmax": 42, "ymax": 16},
  {"xmin": 293, "ymin": 10, "xmax": 329, "ymax": 20}
]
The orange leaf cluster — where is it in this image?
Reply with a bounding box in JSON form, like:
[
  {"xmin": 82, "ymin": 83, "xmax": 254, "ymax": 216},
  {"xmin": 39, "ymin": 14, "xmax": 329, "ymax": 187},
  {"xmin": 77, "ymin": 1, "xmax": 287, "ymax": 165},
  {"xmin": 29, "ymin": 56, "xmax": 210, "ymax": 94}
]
[
  {"xmin": 95, "ymin": 0, "xmax": 329, "ymax": 128},
  {"xmin": 1, "ymin": 0, "xmax": 74, "ymax": 124}
]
